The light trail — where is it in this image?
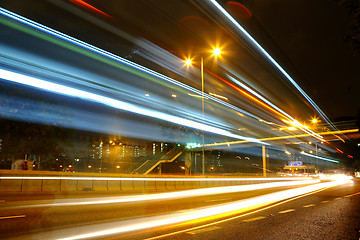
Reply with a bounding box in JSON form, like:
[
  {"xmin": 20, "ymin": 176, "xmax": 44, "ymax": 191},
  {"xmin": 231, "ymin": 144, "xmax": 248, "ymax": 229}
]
[
  {"xmin": 69, "ymin": 0, "xmax": 113, "ymax": 19},
  {"xmin": 0, "ymin": 7, "xmax": 273, "ymax": 144},
  {"xmin": 208, "ymin": 0, "xmax": 335, "ymax": 129},
  {"xmin": 4, "ymin": 179, "xmax": 319, "ymax": 209},
  {"xmin": 300, "ymin": 151, "xmax": 339, "ymax": 163},
  {"xmin": 143, "ymin": 184, "xmax": 344, "ymax": 240},
  {"xmin": 206, "ymin": 70, "xmax": 290, "ymax": 121},
  {"xmin": 0, "ymin": 176, "xmax": 310, "ymax": 181},
  {"xmin": 206, "ymin": 69, "xmax": 324, "ymax": 143},
  {"xmin": 0, "ymin": 7, "xmax": 260, "ymax": 124},
  {"xmin": 0, "ymin": 69, "xmax": 262, "ymax": 143},
  {"xmin": 56, "ymin": 179, "xmax": 349, "ymax": 240},
  {"xmin": 226, "ymin": 73, "xmax": 324, "ymax": 141},
  {"xmin": 205, "ymin": 129, "xmax": 358, "ymax": 147}
]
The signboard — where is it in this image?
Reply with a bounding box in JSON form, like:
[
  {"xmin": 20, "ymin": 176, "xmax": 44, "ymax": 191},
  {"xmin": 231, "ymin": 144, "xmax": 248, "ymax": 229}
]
[
  {"xmin": 288, "ymin": 161, "xmax": 303, "ymax": 167},
  {"xmin": 186, "ymin": 143, "xmax": 201, "ymax": 149}
]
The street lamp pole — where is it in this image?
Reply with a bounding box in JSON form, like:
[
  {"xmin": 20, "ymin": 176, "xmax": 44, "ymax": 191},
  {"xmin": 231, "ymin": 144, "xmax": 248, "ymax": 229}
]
[
  {"xmin": 185, "ymin": 47, "xmax": 221, "ymax": 176},
  {"xmin": 315, "ymin": 143, "xmax": 318, "ymax": 172},
  {"xmin": 201, "ymin": 56, "xmax": 205, "ymax": 175}
]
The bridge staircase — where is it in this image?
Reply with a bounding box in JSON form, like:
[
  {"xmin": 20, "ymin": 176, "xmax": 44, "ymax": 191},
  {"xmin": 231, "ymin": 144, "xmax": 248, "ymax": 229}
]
[{"xmin": 130, "ymin": 146, "xmax": 185, "ymax": 174}]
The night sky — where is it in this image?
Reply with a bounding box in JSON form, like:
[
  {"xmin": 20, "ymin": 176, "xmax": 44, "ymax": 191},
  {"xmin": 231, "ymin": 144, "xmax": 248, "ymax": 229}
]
[{"xmin": 241, "ymin": 0, "xmax": 360, "ymax": 119}]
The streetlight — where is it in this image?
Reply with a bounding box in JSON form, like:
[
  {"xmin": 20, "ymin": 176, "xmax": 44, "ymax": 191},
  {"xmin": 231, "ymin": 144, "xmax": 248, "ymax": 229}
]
[
  {"xmin": 311, "ymin": 117, "xmax": 319, "ymax": 125},
  {"xmin": 213, "ymin": 48, "xmax": 221, "ymax": 56},
  {"xmin": 184, "ymin": 47, "xmax": 222, "ymax": 175}
]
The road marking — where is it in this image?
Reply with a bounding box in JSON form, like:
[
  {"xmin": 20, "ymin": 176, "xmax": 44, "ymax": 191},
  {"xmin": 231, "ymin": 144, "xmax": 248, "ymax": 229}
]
[
  {"xmin": 278, "ymin": 209, "xmax": 295, "ymax": 214},
  {"xmin": 187, "ymin": 226, "xmax": 221, "ymax": 235},
  {"xmin": 0, "ymin": 215, "xmax": 25, "ymax": 220},
  {"xmin": 335, "ymin": 197, "xmax": 342, "ymax": 200},
  {"xmin": 303, "ymin": 204, "xmax": 315, "ymax": 208},
  {"xmin": 345, "ymin": 192, "xmax": 360, "ymax": 198},
  {"xmin": 205, "ymin": 198, "xmax": 232, "ymax": 203},
  {"xmin": 243, "ymin": 216, "xmax": 266, "ymax": 222},
  {"xmin": 321, "ymin": 200, "xmax": 330, "ymax": 203}
]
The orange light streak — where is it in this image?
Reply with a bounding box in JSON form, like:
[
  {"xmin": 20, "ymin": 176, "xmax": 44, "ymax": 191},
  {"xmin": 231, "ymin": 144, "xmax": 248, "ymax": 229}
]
[
  {"xmin": 336, "ymin": 148, "xmax": 344, "ymax": 154},
  {"xmin": 205, "ymin": 69, "xmax": 291, "ymax": 121},
  {"xmin": 205, "ymin": 129, "xmax": 358, "ymax": 147},
  {"xmin": 69, "ymin": 0, "xmax": 113, "ymax": 19}
]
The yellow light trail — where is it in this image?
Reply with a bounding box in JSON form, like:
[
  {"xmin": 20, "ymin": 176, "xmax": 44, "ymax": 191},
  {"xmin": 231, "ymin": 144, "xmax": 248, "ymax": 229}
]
[
  {"xmin": 205, "ymin": 128, "xmax": 358, "ymax": 147},
  {"xmin": 3, "ymin": 180, "xmax": 317, "ymax": 209},
  {"xmin": 58, "ymin": 179, "xmax": 350, "ymax": 240},
  {"xmin": 0, "ymin": 176, "xmax": 310, "ymax": 182},
  {"xmin": 205, "ymin": 70, "xmax": 324, "ymax": 142}
]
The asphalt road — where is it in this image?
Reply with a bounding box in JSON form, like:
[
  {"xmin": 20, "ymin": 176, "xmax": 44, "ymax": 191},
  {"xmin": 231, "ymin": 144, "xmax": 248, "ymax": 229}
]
[
  {"xmin": 0, "ymin": 179, "xmax": 358, "ymax": 240},
  {"xmin": 137, "ymin": 180, "xmax": 360, "ymax": 240}
]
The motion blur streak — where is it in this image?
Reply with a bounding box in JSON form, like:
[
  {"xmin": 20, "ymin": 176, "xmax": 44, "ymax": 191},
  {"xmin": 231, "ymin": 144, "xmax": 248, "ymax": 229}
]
[
  {"xmin": 205, "ymin": 129, "xmax": 358, "ymax": 147},
  {"xmin": 58, "ymin": 179, "xmax": 349, "ymax": 240},
  {"xmin": 208, "ymin": 0, "xmax": 336, "ymax": 129},
  {"xmin": 300, "ymin": 151, "xmax": 339, "ymax": 163},
  {"xmin": 226, "ymin": 75, "xmax": 324, "ymax": 141},
  {"xmin": 206, "ymin": 69, "xmax": 290, "ymax": 120},
  {"xmin": 69, "ymin": 0, "xmax": 113, "ymax": 18},
  {"xmin": 208, "ymin": 70, "xmax": 323, "ymax": 142},
  {"xmin": 0, "ymin": 176, "xmax": 310, "ymax": 181},
  {"xmin": 0, "ymin": 7, "xmax": 257, "ymax": 123},
  {"xmin": 0, "ymin": 69, "xmax": 262, "ymax": 143},
  {"xmin": 6, "ymin": 180, "xmax": 319, "ymax": 209}
]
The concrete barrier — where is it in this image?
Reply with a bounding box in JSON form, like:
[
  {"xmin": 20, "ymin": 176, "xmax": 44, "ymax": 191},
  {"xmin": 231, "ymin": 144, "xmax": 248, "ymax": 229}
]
[{"xmin": 0, "ymin": 170, "xmax": 303, "ymax": 193}]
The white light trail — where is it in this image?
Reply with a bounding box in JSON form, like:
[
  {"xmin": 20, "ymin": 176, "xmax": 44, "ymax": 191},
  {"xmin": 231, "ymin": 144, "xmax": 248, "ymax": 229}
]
[
  {"xmin": 227, "ymin": 74, "xmax": 324, "ymax": 141},
  {"xmin": 7, "ymin": 179, "xmax": 319, "ymax": 209},
  {"xmin": 0, "ymin": 69, "xmax": 261, "ymax": 143},
  {"xmin": 300, "ymin": 151, "xmax": 339, "ymax": 163},
  {"xmin": 208, "ymin": 0, "xmax": 336, "ymax": 129},
  {"xmin": 57, "ymin": 179, "xmax": 349, "ymax": 240},
  {"xmin": 0, "ymin": 7, "xmax": 257, "ymax": 121},
  {"xmin": 0, "ymin": 176, "xmax": 311, "ymax": 181}
]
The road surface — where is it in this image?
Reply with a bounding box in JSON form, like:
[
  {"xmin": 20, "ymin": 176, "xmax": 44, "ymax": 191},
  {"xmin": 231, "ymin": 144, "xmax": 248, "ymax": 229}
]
[{"xmin": 0, "ymin": 179, "xmax": 358, "ymax": 239}]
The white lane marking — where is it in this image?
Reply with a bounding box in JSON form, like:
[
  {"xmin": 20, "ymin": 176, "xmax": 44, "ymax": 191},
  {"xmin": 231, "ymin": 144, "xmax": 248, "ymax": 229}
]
[
  {"xmin": 0, "ymin": 215, "xmax": 26, "ymax": 220},
  {"xmin": 187, "ymin": 226, "xmax": 221, "ymax": 235},
  {"xmin": 303, "ymin": 204, "xmax": 315, "ymax": 208},
  {"xmin": 205, "ymin": 198, "xmax": 232, "ymax": 203},
  {"xmin": 243, "ymin": 216, "xmax": 266, "ymax": 222},
  {"xmin": 335, "ymin": 197, "xmax": 342, "ymax": 200},
  {"xmin": 278, "ymin": 209, "xmax": 295, "ymax": 214},
  {"xmin": 321, "ymin": 200, "xmax": 330, "ymax": 203}
]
